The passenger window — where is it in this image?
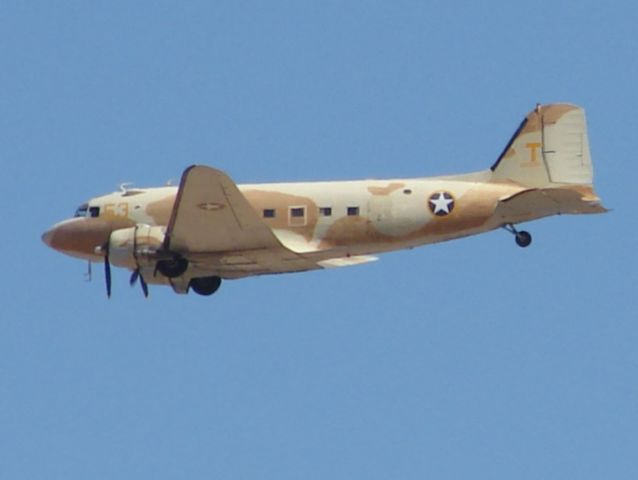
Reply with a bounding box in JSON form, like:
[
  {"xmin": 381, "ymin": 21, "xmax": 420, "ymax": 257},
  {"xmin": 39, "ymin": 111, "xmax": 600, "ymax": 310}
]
[
  {"xmin": 347, "ymin": 206, "xmax": 359, "ymax": 216},
  {"xmin": 289, "ymin": 206, "xmax": 307, "ymax": 226},
  {"xmin": 319, "ymin": 207, "xmax": 332, "ymax": 217},
  {"xmin": 263, "ymin": 209, "xmax": 276, "ymax": 218}
]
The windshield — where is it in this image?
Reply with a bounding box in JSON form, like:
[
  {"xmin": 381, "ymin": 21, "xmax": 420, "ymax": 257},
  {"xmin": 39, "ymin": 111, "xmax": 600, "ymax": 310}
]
[{"xmin": 74, "ymin": 203, "xmax": 89, "ymax": 217}]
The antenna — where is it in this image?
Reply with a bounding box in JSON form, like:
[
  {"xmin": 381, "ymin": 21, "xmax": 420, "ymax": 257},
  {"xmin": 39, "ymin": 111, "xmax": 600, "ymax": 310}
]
[
  {"xmin": 84, "ymin": 261, "xmax": 92, "ymax": 282},
  {"xmin": 119, "ymin": 182, "xmax": 134, "ymax": 194},
  {"xmin": 118, "ymin": 182, "xmax": 145, "ymax": 197}
]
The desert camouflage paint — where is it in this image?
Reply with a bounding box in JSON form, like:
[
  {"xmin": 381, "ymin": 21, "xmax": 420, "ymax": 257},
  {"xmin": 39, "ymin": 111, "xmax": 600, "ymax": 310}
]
[{"xmin": 42, "ymin": 104, "xmax": 605, "ymax": 295}]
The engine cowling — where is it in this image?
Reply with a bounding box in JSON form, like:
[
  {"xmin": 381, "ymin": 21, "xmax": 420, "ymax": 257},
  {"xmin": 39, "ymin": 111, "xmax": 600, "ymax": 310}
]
[{"xmin": 108, "ymin": 225, "xmax": 166, "ymax": 269}]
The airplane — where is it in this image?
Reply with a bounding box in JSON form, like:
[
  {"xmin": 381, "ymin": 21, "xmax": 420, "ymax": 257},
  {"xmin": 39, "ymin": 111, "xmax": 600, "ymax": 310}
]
[{"xmin": 42, "ymin": 103, "xmax": 606, "ymax": 298}]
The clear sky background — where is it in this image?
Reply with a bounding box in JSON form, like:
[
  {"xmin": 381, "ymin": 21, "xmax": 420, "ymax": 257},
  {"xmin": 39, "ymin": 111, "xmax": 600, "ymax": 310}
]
[{"xmin": 1, "ymin": 1, "xmax": 636, "ymax": 478}]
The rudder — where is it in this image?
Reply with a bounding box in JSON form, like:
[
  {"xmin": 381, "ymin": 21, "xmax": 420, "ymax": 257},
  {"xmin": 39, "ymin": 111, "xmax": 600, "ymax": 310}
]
[{"xmin": 490, "ymin": 104, "xmax": 594, "ymax": 187}]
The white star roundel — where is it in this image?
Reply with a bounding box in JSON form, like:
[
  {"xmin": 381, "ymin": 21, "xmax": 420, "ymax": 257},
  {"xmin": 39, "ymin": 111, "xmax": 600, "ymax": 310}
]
[{"xmin": 428, "ymin": 191, "xmax": 455, "ymax": 216}]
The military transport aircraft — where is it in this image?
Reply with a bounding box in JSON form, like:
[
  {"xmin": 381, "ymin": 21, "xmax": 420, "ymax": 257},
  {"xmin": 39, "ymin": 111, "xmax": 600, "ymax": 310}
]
[{"xmin": 42, "ymin": 103, "xmax": 606, "ymax": 297}]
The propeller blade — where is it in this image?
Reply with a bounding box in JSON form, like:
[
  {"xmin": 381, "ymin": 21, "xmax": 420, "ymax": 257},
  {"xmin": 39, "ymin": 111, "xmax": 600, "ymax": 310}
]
[
  {"xmin": 129, "ymin": 268, "xmax": 149, "ymax": 298},
  {"xmin": 105, "ymin": 254, "xmax": 112, "ymax": 298},
  {"xmin": 139, "ymin": 274, "xmax": 149, "ymax": 298}
]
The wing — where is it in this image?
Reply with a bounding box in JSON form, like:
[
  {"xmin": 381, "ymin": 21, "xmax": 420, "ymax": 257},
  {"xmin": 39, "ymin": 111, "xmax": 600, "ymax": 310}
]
[
  {"xmin": 163, "ymin": 165, "xmax": 318, "ymax": 277},
  {"xmin": 164, "ymin": 165, "xmax": 284, "ymax": 253}
]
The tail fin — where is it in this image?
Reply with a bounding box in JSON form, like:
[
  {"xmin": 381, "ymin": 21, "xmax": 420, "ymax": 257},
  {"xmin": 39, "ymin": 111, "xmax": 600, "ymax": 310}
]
[{"xmin": 491, "ymin": 104, "xmax": 594, "ymax": 187}]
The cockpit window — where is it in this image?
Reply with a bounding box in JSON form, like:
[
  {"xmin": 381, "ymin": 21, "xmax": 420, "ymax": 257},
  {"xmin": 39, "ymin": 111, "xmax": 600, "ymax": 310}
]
[
  {"xmin": 89, "ymin": 206, "xmax": 100, "ymax": 218},
  {"xmin": 74, "ymin": 203, "xmax": 88, "ymax": 217}
]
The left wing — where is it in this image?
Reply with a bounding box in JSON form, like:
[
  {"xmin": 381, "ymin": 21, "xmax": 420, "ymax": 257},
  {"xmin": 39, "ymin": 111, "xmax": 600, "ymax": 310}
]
[
  {"xmin": 164, "ymin": 165, "xmax": 285, "ymax": 253},
  {"xmin": 163, "ymin": 165, "xmax": 317, "ymax": 277}
]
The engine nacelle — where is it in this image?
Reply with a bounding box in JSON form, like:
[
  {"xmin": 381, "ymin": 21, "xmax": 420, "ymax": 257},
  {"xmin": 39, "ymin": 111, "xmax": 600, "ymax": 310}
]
[{"xmin": 108, "ymin": 225, "xmax": 166, "ymax": 269}]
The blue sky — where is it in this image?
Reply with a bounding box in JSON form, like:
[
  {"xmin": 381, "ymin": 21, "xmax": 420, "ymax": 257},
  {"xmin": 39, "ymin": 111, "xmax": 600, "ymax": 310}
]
[{"xmin": 1, "ymin": 1, "xmax": 637, "ymax": 478}]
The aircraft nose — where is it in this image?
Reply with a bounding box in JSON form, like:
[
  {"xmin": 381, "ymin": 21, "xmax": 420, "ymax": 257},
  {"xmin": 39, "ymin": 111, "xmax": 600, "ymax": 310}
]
[
  {"xmin": 41, "ymin": 218, "xmax": 112, "ymax": 261},
  {"xmin": 42, "ymin": 221, "xmax": 66, "ymax": 251},
  {"xmin": 42, "ymin": 227, "xmax": 55, "ymax": 248}
]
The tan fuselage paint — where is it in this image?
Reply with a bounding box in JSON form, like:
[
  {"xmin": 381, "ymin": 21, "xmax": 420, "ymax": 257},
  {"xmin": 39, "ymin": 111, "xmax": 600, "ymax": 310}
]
[
  {"xmin": 63, "ymin": 177, "xmax": 525, "ymax": 259},
  {"xmin": 44, "ymin": 171, "xmax": 601, "ymax": 271}
]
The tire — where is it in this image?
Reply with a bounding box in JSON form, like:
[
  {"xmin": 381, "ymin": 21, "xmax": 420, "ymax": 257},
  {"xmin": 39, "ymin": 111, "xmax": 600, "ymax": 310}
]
[
  {"xmin": 156, "ymin": 257, "xmax": 189, "ymax": 278},
  {"xmin": 515, "ymin": 231, "xmax": 532, "ymax": 248},
  {"xmin": 190, "ymin": 276, "xmax": 222, "ymax": 296}
]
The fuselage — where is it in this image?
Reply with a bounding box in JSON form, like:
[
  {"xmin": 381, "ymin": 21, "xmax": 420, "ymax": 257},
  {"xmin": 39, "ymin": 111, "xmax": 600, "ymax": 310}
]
[{"xmin": 43, "ymin": 173, "xmax": 525, "ymax": 267}]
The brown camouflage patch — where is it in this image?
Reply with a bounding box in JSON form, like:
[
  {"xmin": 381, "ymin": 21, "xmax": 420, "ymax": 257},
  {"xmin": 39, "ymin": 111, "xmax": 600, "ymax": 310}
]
[
  {"xmin": 242, "ymin": 190, "xmax": 319, "ymax": 242},
  {"xmin": 319, "ymin": 216, "xmax": 389, "ymax": 249},
  {"xmin": 145, "ymin": 196, "xmax": 175, "ymax": 225},
  {"xmin": 44, "ymin": 217, "xmax": 134, "ymax": 259}
]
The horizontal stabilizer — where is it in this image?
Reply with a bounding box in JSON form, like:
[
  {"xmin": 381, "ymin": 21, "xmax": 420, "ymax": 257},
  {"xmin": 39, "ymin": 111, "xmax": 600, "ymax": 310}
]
[{"xmin": 494, "ymin": 186, "xmax": 607, "ymax": 223}]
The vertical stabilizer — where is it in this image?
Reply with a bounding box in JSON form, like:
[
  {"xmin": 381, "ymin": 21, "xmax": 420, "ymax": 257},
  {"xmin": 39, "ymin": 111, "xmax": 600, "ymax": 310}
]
[{"xmin": 490, "ymin": 104, "xmax": 594, "ymax": 187}]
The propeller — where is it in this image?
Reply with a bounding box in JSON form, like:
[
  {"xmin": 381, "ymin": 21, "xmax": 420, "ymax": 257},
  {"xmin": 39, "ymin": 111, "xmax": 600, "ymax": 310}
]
[
  {"xmin": 100, "ymin": 235, "xmax": 112, "ymax": 298},
  {"xmin": 129, "ymin": 224, "xmax": 149, "ymax": 298},
  {"xmin": 130, "ymin": 269, "xmax": 149, "ymax": 298},
  {"xmin": 104, "ymin": 251, "xmax": 112, "ymax": 298},
  {"xmin": 101, "ymin": 227, "xmax": 151, "ymax": 299}
]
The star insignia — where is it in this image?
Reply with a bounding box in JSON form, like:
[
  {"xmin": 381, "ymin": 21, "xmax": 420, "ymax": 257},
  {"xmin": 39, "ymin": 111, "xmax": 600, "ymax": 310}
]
[{"xmin": 428, "ymin": 192, "xmax": 455, "ymax": 216}]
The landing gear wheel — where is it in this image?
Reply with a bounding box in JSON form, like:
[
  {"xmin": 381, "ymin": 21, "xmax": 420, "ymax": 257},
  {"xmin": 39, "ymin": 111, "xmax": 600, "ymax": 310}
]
[
  {"xmin": 190, "ymin": 276, "xmax": 222, "ymax": 296},
  {"xmin": 515, "ymin": 231, "xmax": 532, "ymax": 248},
  {"xmin": 156, "ymin": 257, "xmax": 189, "ymax": 278},
  {"xmin": 503, "ymin": 224, "xmax": 533, "ymax": 248}
]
